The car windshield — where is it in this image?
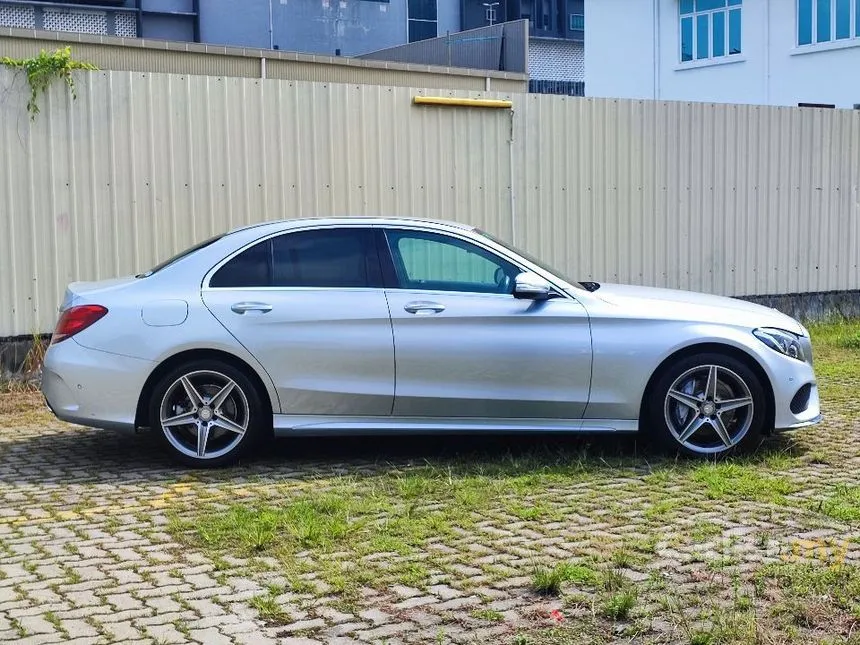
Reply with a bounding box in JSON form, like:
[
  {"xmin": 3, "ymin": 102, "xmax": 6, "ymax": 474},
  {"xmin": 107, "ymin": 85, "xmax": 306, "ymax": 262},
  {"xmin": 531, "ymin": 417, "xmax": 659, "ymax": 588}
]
[
  {"xmin": 137, "ymin": 234, "xmax": 225, "ymax": 278},
  {"xmin": 475, "ymin": 229, "xmax": 587, "ymax": 291}
]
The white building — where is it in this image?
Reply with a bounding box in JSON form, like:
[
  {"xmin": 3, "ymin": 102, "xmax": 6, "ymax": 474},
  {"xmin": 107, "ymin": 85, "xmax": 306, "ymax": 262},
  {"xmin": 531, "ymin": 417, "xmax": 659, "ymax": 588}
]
[{"xmin": 585, "ymin": 0, "xmax": 860, "ymax": 107}]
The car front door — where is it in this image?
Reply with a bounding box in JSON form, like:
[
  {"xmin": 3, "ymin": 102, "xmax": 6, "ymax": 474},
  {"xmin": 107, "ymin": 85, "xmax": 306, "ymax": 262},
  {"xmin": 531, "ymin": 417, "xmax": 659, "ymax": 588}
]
[
  {"xmin": 379, "ymin": 227, "xmax": 592, "ymax": 419},
  {"xmin": 201, "ymin": 226, "xmax": 394, "ymax": 416}
]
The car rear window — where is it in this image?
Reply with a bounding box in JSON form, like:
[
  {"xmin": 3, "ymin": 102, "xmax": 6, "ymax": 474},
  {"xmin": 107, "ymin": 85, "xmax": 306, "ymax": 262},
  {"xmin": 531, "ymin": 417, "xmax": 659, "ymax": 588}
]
[{"xmin": 139, "ymin": 234, "xmax": 225, "ymax": 278}]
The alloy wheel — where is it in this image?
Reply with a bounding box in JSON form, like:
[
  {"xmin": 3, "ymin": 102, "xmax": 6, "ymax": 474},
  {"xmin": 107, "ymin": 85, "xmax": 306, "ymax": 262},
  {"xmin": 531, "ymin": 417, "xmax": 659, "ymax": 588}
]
[
  {"xmin": 158, "ymin": 370, "xmax": 249, "ymax": 460},
  {"xmin": 663, "ymin": 364, "xmax": 755, "ymax": 455}
]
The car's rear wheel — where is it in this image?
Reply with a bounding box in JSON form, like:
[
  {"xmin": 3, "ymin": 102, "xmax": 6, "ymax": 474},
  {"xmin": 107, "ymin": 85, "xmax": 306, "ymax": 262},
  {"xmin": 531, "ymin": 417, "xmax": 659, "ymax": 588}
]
[
  {"xmin": 646, "ymin": 353, "xmax": 767, "ymax": 457},
  {"xmin": 149, "ymin": 360, "xmax": 265, "ymax": 467}
]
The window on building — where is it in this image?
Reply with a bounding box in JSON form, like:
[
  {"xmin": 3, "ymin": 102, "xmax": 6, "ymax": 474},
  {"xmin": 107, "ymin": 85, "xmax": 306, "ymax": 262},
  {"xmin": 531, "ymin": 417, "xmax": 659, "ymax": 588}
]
[
  {"xmin": 408, "ymin": 0, "xmax": 437, "ymax": 42},
  {"xmin": 680, "ymin": 0, "xmax": 742, "ymax": 63},
  {"xmin": 798, "ymin": 0, "xmax": 859, "ymax": 46}
]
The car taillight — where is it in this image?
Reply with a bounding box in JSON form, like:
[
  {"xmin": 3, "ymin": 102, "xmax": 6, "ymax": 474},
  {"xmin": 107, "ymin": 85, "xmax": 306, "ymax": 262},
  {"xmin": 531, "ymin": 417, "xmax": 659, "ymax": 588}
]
[{"xmin": 50, "ymin": 305, "xmax": 108, "ymax": 345}]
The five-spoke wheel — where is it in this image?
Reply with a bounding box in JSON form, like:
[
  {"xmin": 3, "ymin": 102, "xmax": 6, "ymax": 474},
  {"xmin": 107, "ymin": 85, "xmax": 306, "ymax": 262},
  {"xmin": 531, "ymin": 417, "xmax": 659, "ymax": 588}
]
[
  {"xmin": 648, "ymin": 353, "xmax": 766, "ymax": 457},
  {"xmin": 150, "ymin": 360, "xmax": 264, "ymax": 467}
]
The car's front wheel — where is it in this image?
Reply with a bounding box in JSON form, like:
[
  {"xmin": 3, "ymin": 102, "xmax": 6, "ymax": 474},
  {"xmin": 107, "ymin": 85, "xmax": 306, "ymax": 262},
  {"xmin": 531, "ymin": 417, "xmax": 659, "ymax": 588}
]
[
  {"xmin": 646, "ymin": 353, "xmax": 768, "ymax": 457},
  {"xmin": 149, "ymin": 360, "xmax": 265, "ymax": 467}
]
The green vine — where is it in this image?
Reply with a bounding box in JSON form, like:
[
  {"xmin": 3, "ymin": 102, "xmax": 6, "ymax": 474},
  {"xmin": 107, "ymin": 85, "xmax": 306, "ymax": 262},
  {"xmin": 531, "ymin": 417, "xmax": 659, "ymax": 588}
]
[{"xmin": 1, "ymin": 46, "xmax": 98, "ymax": 120}]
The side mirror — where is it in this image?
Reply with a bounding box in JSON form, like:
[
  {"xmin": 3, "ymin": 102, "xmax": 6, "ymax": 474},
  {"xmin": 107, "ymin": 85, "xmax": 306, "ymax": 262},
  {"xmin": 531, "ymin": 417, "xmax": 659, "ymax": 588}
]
[{"xmin": 513, "ymin": 272, "xmax": 551, "ymax": 300}]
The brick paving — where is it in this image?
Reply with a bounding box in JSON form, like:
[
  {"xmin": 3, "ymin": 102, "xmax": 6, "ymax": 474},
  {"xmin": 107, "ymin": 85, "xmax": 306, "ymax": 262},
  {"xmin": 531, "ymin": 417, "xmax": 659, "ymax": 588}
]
[{"xmin": 1, "ymin": 384, "xmax": 860, "ymax": 644}]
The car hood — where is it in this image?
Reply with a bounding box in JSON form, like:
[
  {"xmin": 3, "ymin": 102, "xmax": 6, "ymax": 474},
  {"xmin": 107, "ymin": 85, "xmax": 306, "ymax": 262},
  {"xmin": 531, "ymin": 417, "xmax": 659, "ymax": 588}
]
[{"xmin": 579, "ymin": 283, "xmax": 806, "ymax": 335}]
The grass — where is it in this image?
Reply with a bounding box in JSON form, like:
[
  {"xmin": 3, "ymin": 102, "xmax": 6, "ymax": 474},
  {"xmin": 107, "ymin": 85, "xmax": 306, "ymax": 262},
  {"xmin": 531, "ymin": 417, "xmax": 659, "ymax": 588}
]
[
  {"xmin": 248, "ymin": 590, "xmax": 292, "ymax": 625},
  {"xmin": 817, "ymin": 485, "xmax": 860, "ymax": 522},
  {"xmin": 600, "ymin": 589, "xmax": 637, "ymax": 620},
  {"xmin": 691, "ymin": 462, "xmax": 798, "ymax": 504},
  {"xmin": 471, "ymin": 608, "xmax": 505, "ymax": 622},
  {"xmin": 531, "ymin": 562, "xmax": 600, "ymax": 595}
]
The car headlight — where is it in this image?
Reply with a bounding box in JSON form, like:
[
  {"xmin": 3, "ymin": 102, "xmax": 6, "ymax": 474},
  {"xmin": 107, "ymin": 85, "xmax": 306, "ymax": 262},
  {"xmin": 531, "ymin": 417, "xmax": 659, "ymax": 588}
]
[{"xmin": 753, "ymin": 327, "xmax": 805, "ymax": 361}]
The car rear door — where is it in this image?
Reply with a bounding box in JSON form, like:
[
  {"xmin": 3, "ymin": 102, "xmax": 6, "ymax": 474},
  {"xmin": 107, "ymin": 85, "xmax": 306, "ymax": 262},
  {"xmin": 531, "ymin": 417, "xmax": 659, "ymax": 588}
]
[
  {"xmin": 201, "ymin": 225, "xmax": 394, "ymax": 416},
  {"xmin": 378, "ymin": 226, "xmax": 592, "ymax": 419}
]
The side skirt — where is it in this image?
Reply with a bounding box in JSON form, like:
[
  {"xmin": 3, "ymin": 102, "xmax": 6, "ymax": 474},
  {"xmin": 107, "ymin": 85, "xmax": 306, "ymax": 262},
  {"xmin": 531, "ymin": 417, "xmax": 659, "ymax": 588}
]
[{"xmin": 272, "ymin": 415, "xmax": 639, "ymax": 437}]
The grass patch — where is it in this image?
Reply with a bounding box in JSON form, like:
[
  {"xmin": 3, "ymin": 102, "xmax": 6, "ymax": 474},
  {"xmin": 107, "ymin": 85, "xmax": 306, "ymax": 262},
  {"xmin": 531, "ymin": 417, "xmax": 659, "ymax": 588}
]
[
  {"xmin": 531, "ymin": 562, "xmax": 599, "ymax": 595},
  {"xmin": 249, "ymin": 590, "xmax": 292, "ymax": 625},
  {"xmin": 600, "ymin": 589, "xmax": 637, "ymax": 620},
  {"xmin": 817, "ymin": 485, "xmax": 860, "ymax": 522},
  {"xmin": 471, "ymin": 608, "xmax": 505, "ymax": 622},
  {"xmin": 757, "ymin": 562, "xmax": 860, "ymax": 610},
  {"xmin": 690, "ymin": 520, "xmax": 723, "ymax": 542},
  {"xmin": 691, "ymin": 462, "xmax": 797, "ymax": 504}
]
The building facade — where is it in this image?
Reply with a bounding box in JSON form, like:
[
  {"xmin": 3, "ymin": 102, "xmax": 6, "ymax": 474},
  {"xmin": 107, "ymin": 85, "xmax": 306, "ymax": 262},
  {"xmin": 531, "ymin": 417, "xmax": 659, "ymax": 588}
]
[
  {"xmin": 0, "ymin": 0, "xmax": 585, "ymax": 90},
  {"xmin": 586, "ymin": 0, "xmax": 860, "ymax": 108}
]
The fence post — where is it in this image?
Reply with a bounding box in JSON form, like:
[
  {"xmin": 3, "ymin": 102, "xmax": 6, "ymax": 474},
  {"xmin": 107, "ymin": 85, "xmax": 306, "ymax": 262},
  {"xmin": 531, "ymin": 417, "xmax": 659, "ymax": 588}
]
[{"xmin": 447, "ymin": 31, "xmax": 451, "ymax": 67}]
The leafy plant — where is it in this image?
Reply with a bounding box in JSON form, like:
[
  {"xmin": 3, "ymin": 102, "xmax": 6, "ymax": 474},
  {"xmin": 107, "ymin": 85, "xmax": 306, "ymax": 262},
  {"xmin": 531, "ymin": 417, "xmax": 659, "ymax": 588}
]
[
  {"xmin": 601, "ymin": 590, "xmax": 637, "ymax": 620},
  {"xmin": 1, "ymin": 46, "xmax": 97, "ymax": 120},
  {"xmin": 531, "ymin": 561, "xmax": 599, "ymax": 595}
]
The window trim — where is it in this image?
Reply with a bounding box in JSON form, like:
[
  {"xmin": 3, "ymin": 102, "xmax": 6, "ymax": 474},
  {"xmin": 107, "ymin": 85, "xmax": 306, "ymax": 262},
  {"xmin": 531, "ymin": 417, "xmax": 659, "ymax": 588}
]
[
  {"xmin": 203, "ymin": 224, "xmax": 384, "ymax": 291},
  {"xmin": 679, "ymin": 0, "xmax": 743, "ymax": 64}
]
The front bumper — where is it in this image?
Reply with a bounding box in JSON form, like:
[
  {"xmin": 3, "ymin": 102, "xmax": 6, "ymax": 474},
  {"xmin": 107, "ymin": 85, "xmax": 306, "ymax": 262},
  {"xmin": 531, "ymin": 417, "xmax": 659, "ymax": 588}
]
[
  {"xmin": 41, "ymin": 339, "xmax": 154, "ymax": 432},
  {"xmin": 774, "ymin": 413, "xmax": 823, "ymax": 432},
  {"xmin": 764, "ymin": 343, "xmax": 821, "ymax": 431}
]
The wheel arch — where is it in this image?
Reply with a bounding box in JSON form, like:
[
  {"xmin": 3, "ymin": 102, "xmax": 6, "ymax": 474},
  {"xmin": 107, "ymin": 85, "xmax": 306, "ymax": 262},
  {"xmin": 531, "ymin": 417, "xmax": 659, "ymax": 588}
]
[
  {"xmin": 639, "ymin": 342, "xmax": 775, "ymax": 433},
  {"xmin": 135, "ymin": 348, "xmax": 274, "ymax": 430}
]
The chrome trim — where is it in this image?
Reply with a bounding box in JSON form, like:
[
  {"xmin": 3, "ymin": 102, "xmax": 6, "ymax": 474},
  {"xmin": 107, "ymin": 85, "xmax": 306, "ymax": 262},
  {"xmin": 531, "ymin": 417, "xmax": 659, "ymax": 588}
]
[
  {"xmin": 272, "ymin": 414, "xmax": 639, "ymax": 435},
  {"xmin": 775, "ymin": 413, "xmax": 823, "ymax": 431}
]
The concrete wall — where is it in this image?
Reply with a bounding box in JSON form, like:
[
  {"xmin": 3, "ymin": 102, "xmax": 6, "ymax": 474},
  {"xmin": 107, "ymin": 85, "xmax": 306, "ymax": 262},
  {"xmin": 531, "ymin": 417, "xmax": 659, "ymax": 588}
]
[{"xmin": 586, "ymin": 0, "xmax": 860, "ymax": 108}]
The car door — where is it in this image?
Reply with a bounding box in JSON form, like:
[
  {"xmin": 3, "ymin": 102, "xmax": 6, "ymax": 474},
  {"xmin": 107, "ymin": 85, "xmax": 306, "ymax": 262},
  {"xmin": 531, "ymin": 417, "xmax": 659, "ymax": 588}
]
[
  {"xmin": 379, "ymin": 226, "xmax": 592, "ymax": 419},
  {"xmin": 201, "ymin": 226, "xmax": 394, "ymax": 416}
]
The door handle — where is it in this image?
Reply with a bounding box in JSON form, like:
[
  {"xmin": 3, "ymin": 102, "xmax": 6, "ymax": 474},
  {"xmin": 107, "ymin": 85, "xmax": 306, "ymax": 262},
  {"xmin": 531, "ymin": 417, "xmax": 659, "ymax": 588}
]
[
  {"xmin": 404, "ymin": 301, "xmax": 446, "ymax": 315},
  {"xmin": 231, "ymin": 302, "xmax": 273, "ymax": 314}
]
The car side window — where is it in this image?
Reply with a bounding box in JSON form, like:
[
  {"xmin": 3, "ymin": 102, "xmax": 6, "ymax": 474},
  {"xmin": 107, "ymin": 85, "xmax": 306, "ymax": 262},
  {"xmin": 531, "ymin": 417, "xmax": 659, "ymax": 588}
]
[
  {"xmin": 272, "ymin": 228, "xmax": 377, "ymax": 288},
  {"xmin": 384, "ymin": 229, "xmax": 519, "ymax": 294},
  {"xmin": 210, "ymin": 238, "xmax": 272, "ymax": 288},
  {"xmin": 210, "ymin": 227, "xmax": 379, "ymax": 288}
]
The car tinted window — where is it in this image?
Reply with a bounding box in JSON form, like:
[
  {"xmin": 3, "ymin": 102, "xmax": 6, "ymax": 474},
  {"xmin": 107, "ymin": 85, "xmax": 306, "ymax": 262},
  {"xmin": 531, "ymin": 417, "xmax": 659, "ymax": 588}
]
[
  {"xmin": 385, "ymin": 229, "xmax": 519, "ymax": 294},
  {"xmin": 210, "ymin": 239, "xmax": 272, "ymax": 288},
  {"xmin": 140, "ymin": 234, "xmax": 224, "ymax": 277},
  {"xmin": 210, "ymin": 228, "xmax": 378, "ymax": 288},
  {"xmin": 272, "ymin": 228, "xmax": 375, "ymax": 288}
]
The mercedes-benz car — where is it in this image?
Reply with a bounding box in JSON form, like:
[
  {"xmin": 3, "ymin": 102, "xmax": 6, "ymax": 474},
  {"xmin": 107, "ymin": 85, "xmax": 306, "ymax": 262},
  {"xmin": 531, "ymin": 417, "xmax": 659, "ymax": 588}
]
[{"xmin": 41, "ymin": 217, "xmax": 821, "ymax": 467}]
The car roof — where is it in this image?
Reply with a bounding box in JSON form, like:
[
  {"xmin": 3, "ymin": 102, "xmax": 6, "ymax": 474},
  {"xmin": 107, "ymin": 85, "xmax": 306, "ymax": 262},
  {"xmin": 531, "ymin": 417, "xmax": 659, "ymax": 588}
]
[{"xmin": 228, "ymin": 216, "xmax": 475, "ymax": 235}]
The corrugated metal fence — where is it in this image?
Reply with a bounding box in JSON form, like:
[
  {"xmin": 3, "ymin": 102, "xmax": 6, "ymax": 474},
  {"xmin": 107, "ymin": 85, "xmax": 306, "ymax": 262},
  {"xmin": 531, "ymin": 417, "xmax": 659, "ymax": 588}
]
[{"xmin": 1, "ymin": 68, "xmax": 858, "ymax": 337}]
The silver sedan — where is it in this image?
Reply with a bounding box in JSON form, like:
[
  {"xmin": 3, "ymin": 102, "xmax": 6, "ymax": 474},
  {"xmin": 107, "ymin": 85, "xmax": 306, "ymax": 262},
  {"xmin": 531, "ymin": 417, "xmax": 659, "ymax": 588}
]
[{"xmin": 41, "ymin": 218, "xmax": 821, "ymax": 467}]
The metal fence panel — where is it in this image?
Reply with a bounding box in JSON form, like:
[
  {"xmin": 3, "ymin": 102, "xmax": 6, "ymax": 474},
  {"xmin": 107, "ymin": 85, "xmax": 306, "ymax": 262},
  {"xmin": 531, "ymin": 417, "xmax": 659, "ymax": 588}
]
[
  {"xmin": 1, "ymin": 68, "xmax": 859, "ymax": 337},
  {"xmin": 0, "ymin": 68, "xmax": 514, "ymax": 336},
  {"xmin": 357, "ymin": 21, "xmax": 528, "ymax": 74},
  {"xmin": 512, "ymin": 95, "xmax": 860, "ymax": 298}
]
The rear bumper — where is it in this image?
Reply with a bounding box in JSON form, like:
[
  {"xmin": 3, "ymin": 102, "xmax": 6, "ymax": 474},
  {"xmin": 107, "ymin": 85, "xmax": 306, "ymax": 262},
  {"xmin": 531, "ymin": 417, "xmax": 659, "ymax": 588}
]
[{"xmin": 41, "ymin": 339, "xmax": 153, "ymax": 432}]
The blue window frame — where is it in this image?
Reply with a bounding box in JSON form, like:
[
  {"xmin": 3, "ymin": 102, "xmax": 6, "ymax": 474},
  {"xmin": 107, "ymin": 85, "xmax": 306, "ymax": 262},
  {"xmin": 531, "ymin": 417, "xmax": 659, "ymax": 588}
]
[
  {"xmin": 798, "ymin": 0, "xmax": 860, "ymax": 45},
  {"xmin": 680, "ymin": 0, "xmax": 742, "ymax": 63}
]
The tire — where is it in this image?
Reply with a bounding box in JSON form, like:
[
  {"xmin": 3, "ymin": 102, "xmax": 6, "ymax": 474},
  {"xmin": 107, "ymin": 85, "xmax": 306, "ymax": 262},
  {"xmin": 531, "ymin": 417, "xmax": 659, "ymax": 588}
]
[
  {"xmin": 149, "ymin": 359, "xmax": 266, "ymax": 468},
  {"xmin": 645, "ymin": 352, "xmax": 768, "ymax": 458}
]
